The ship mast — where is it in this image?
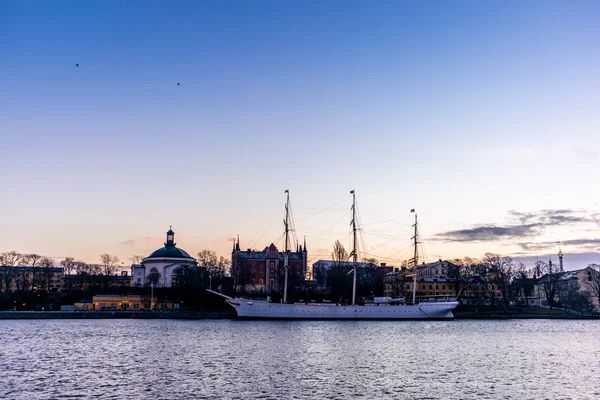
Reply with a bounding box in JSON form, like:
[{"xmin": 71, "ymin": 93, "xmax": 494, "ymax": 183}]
[
  {"xmin": 283, "ymin": 190, "xmax": 290, "ymax": 304},
  {"xmin": 350, "ymin": 190, "xmax": 358, "ymax": 305},
  {"xmin": 411, "ymin": 209, "xmax": 418, "ymax": 305}
]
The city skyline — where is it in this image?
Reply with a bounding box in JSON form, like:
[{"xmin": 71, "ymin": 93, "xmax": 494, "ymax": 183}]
[{"xmin": 1, "ymin": 1, "xmax": 599, "ymax": 268}]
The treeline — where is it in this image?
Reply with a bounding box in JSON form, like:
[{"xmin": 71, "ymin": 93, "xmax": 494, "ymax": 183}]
[{"xmin": 444, "ymin": 254, "xmax": 600, "ymax": 311}]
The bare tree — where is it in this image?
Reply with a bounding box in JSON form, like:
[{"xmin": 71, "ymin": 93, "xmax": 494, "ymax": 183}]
[
  {"xmin": 329, "ymin": 240, "xmax": 351, "ymax": 301},
  {"xmin": 147, "ymin": 269, "xmax": 161, "ymax": 287},
  {"xmin": 362, "ymin": 257, "xmax": 379, "ymax": 266},
  {"xmin": 60, "ymin": 257, "xmax": 77, "ymax": 275},
  {"xmin": 448, "ymin": 258, "xmax": 476, "ymax": 300},
  {"xmin": 22, "ymin": 254, "xmax": 51, "ymax": 290},
  {"xmin": 0, "ymin": 251, "xmax": 21, "ymax": 267},
  {"xmin": 99, "ymin": 254, "xmax": 119, "ymax": 276},
  {"xmin": 513, "ymin": 263, "xmax": 535, "ymax": 306},
  {"xmin": 38, "ymin": 257, "xmax": 55, "ymax": 291},
  {"xmin": 538, "ymin": 260, "xmax": 563, "ymax": 309},
  {"xmin": 197, "ymin": 249, "xmax": 218, "ymax": 267},
  {"xmin": 130, "ymin": 255, "xmax": 144, "ymax": 264},
  {"xmin": 483, "ymin": 253, "xmax": 514, "ymax": 310}
]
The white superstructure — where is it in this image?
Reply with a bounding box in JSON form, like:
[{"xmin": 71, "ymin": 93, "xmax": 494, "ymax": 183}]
[{"xmin": 208, "ymin": 290, "xmax": 457, "ymax": 319}]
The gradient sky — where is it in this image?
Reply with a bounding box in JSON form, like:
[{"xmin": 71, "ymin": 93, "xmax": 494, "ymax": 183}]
[{"xmin": 1, "ymin": 1, "xmax": 599, "ymax": 270}]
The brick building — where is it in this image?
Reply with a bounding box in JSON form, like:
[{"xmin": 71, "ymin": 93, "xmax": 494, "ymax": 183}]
[{"xmin": 231, "ymin": 238, "xmax": 307, "ymax": 294}]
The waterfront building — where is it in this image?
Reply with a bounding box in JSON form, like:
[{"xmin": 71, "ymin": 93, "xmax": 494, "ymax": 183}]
[
  {"xmin": 64, "ymin": 271, "xmax": 131, "ymax": 290},
  {"xmin": 383, "ymin": 260, "xmax": 456, "ymax": 299},
  {"xmin": 534, "ymin": 266, "xmax": 600, "ymax": 308},
  {"xmin": 0, "ymin": 266, "xmax": 64, "ymax": 292},
  {"xmin": 78, "ymin": 294, "xmax": 174, "ymax": 311},
  {"xmin": 231, "ymin": 238, "xmax": 307, "ymax": 294},
  {"xmin": 131, "ymin": 227, "xmax": 197, "ymax": 288}
]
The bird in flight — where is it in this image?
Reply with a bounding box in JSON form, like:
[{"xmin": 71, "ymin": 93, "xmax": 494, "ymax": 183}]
[
  {"xmin": 177, "ymin": 83, "xmax": 180, "ymax": 86},
  {"xmin": 76, "ymin": 63, "xmax": 79, "ymax": 67}
]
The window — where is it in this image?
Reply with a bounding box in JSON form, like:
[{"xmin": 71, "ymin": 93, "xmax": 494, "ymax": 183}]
[
  {"xmin": 270, "ymin": 279, "xmax": 274, "ymax": 286},
  {"xmin": 259, "ymin": 279, "xmax": 264, "ymax": 285},
  {"xmin": 429, "ymin": 285, "xmax": 432, "ymax": 289},
  {"xmin": 133, "ymin": 303, "xmax": 139, "ymax": 310},
  {"xmin": 251, "ymin": 279, "xmax": 255, "ymax": 285}
]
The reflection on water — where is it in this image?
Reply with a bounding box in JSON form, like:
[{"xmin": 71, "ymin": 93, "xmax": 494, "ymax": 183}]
[{"xmin": 1, "ymin": 319, "xmax": 599, "ymax": 399}]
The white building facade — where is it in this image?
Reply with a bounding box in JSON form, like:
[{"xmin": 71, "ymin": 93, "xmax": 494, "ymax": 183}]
[{"xmin": 131, "ymin": 227, "xmax": 197, "ymax": 288}]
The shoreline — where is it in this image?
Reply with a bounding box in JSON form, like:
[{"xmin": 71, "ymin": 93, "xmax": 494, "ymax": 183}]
[{"xmin": 0, "ymin": 310, "xmax": 597, "ymax": 320}]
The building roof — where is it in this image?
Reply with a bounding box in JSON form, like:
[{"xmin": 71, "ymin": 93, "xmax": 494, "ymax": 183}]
[
  {"xmin": 145, "ymin": 227, "xmax": 195, "ymax": 260},
  {"xmin": 146, "ymin": 245, "xmax": 194, "ymax": 259}
]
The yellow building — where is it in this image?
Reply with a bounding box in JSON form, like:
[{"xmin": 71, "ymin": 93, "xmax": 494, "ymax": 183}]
[
  {"xmin": 80, "ymin": 294, "xmax": 174, "ymax": 311},
  {"xmin": 384, "ymin": 260, "xmax": 456, "ymax": 299}
]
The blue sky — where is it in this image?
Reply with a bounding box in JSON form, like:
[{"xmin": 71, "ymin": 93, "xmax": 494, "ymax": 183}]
[{"xmin": 1, "ymin": 1, "xmax": 599, "ymax": 269}]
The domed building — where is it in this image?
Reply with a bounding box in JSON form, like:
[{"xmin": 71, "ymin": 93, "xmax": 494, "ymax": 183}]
[{"xmin": 131, "ymin": 227, "xmax": 197, "ymax": 288}]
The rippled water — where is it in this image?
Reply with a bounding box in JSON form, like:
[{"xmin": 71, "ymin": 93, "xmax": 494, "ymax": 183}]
[{"xmin": 1, "ymin": 319, "xmax": 599, "ymax": 399}]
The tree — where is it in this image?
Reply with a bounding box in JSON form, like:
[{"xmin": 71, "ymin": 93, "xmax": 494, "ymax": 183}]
[
  {"xmin": 585, "ymin": 264, "xmax": 600, "ymax": 306},
  {"xmin": 197, "ymin": 250, "xmax": 228, "ymax": 280},
  {"xmin": 1, "ymin": 252, "xmax": 22, "ymax": 292},
  {"xmin": 483, "ymin": 253, "xmax": 514, "ymax": 310},
  {"xmin": 538, "ymin": 260, "xmax": 563, "ymax": 309},
  {"xmin": 513, "ymin": 264, "xmax": 535, "ymax": 306},
  {"xmin": 448, "ymin": 258, "xmax": 476, "ymax": 300},
  {"xmin": 99, "ymin": 254, "xmax": 119, "ymax": 276},
  {"xmin": 0, "ymin": 251, "xmax": 21, "ymax": 267},
  {"xmin": 329, "ymin": 240, "xmax": 351, "ymax": 302},
  {"xmin": 36, "ymin": 257, "xmax": 55, "ymax": 291},
  {"xmin": 130, "ymin": 255, "xmax": 144, "ymax": 264},
  {"xmin": 362, "ymin": 257, "xmax": 379, "ymax": 266},
  {"xmin": 147, "ymin": 269, "xmax": 161, "ymax": 287},
  {"xmin": 60, "ymin": 257, "xmax": 77, "ymax": 275}
]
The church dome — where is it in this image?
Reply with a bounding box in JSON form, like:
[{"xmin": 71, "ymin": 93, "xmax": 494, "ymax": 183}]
[
  {"xmin": 147, "ymin": 246, "xmax": 193, "ymax": 259},
  {"xmin": 145, "ymin": 227, "xmax": 195, "ymax": 260}
]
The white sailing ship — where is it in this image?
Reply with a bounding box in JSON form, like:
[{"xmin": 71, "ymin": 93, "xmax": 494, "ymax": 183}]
[{"xmin": 209, "ymin": 191, "xmax": 458, "ymax": 320}]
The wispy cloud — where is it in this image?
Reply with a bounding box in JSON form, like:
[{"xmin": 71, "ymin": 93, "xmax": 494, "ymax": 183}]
[
  {"xmin": 140, "ymin": 237, "xmax": 163, "ymax": 243},
  {"xmin": 435, "ymin": 209, "xmax": 594, "ymax": 243},
  {"xmin": 212, "ymin": 237, "xmax": 237, "ymax": 243},
  {"xmin": 519, "ymin": 239, "xmax": 600, "ymax": 252},
  {"xmin": 118, "ymin": 237, "xmax": 163, "ymax": 246},
  {"xmin": 435, "ymin": 224, "xmax": 540, "ymax": 242}
]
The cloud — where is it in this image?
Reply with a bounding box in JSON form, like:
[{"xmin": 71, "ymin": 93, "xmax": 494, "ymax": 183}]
[
  {"xmin": 212, "ymin": 237, "xmax": 237, "ymax": 243},
  {"xmin": 435, "ymin": 209, "xmax": 594, "ymax": 243},
  {"xmin": 118, "ymin": 237, "xmax": 163, "ymax": 246},
  {"xmin": 519, "ymin": 238, "xmax": 600, "ymax": 252},
  {"xmin": 435, "ymin": 224, "xmax": 540, "ymax": 242},
  {"xmin": 140, "ymin": 237, "xmax": 164, "ymax": 243}
]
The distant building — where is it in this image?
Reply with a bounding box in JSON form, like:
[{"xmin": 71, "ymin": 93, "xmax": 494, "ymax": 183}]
[
  {"xmin": 0, "ymin": 266, "xmax": 64, "ymax": 292},
  {"xmin": 383, "ymin": 260, "xmax": 456, "ymax": 299},
  {"xmin": 131, "ymin": 227, "xmax": 197, "ymax": 288},
  {"xmin": 85, "ymin": 294, "xmax": 173, "ymax": 311},
  {"xmin": 231, "ymin": 238, "xmax": 307, "ymax": 294},
  {"xmin": 534, "ymin": 266, "xmax": 600, "ymax": 308},
  {"xmin": 64, "ymin": 271, "xmax": 131, "ymax": 290}
]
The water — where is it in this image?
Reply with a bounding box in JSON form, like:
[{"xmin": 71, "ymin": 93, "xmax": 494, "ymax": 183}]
[{"xmin": 1, "ymin": 320, "xmax": 599, "ymax": 399}]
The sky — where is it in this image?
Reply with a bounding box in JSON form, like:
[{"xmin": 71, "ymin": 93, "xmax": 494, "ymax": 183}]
[{"xmin": 1, "ymin": 1, "xmax": 599, "ymax": 270}]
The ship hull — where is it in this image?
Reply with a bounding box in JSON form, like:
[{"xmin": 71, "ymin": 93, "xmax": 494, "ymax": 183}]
[{"xmin": 226, "ymin": 299, "xmax": 458, "ymax": 320}]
